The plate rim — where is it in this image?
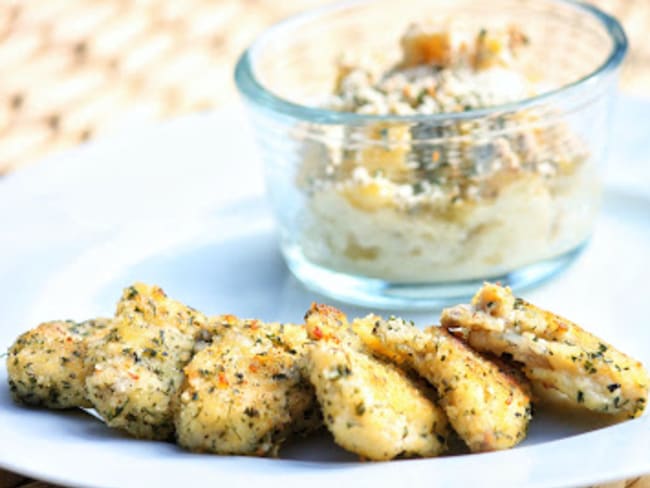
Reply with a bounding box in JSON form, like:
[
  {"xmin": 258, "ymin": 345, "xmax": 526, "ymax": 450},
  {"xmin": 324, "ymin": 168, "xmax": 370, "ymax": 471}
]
[{"xmin": 0, "ymin": 106, "xmax": 648, "ymax": 488}]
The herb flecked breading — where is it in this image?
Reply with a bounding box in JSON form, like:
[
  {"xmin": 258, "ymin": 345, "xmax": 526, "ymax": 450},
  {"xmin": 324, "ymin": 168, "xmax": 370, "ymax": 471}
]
[
  {"xmin": 304, "ymin": 304, "xmax": 449, "ymax": 460},
  {"xmin": 85, "ymin": 283, "xmax": 211, "ymax": 440},
  {"xmin": 6, "ymin": 280, "xmax": 647, "ymax": 461},
  {"xmin": 6, "ymin": 318, "xmax": 111, "ymax": 409},
  {"xmin": 174, "ymin": 316, "xmax": 320, "ymax": 456},
  {"xmin": 441, "ymin": 283, "xmax": 649, "ymax": 419},
  {"xmin": 353, "ymin": 315, "xmax": 533, "ymax": 452}
]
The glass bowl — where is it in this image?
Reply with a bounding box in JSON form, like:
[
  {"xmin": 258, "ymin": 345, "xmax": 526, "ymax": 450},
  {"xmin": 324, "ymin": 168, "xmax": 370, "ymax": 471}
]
[{"xmin": 235, "ymin": 0, "xmax": 627, "ymax": 310}]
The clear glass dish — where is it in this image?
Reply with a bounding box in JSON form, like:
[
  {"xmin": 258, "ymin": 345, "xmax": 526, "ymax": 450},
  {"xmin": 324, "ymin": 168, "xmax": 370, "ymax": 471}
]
[{"xmin": 235, "ymin": 0, "xmax": 627, "ymax": 310}]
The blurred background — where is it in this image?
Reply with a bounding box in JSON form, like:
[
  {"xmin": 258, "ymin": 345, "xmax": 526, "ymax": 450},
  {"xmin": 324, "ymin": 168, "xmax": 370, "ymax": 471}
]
[{"xmin": 0, "ymin": 0, "xmax": 648, "ymax": 175}]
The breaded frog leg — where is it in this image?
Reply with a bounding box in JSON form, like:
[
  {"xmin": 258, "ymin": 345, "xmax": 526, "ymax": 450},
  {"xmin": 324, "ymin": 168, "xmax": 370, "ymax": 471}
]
[
  {"xmin": 441, "ymin": 283, "xmax": 649, "ymax": 418},
  {"xmin": 305, "ymin": 304, "xmax": 449, "ymax": 460},
  {"xmin": 354, "ymin": 315, "xmax": 532, "ymax": 452},
  {"xmin": 7, "ymin": 319, "xmax": 111, "ymax": 408}
]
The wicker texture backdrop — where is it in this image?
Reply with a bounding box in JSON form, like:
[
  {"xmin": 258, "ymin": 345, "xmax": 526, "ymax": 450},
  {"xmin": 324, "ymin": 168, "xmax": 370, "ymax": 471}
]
[
  {"xmin": 0, "ymin": 0, "xmax": 649, "ymax": 487},
  {"xmin": 0, "ymin": 0, "xmax": 648, "ymax": 174}
]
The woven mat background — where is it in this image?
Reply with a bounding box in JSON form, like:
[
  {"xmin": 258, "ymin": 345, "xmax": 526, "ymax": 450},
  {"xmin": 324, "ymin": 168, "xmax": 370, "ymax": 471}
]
[
  {"xmin": 0, "ymin": 0, "xmax": 648, "ymax": 175},
  {"xmin": 0, "ymin": 0, "xmax": 649, "ymax": 487}
]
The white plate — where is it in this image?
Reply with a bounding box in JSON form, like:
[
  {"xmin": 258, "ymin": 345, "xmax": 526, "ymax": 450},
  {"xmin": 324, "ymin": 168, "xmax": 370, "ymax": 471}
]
[{"xmin": 0, "ymin": 101, "xmax": 649, "ymax": 488}]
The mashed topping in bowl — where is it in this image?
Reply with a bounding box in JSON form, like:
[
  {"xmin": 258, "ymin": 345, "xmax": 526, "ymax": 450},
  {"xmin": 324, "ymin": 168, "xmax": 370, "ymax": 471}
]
[
  {"xmin": 329, "ymin": 24, "xmax": 535, "ymax": 115},
  {"xmin": 296, "ymin": 24, "xmax": 597, "ymax": 283}
]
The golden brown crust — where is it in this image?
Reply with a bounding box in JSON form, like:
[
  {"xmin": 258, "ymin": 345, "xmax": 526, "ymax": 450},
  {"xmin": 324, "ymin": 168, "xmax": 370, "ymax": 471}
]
[
  {"xmin": 174, "ymin": 318, "xmax": 319, "ymax": 456},
  {"xmin": 85, "ymin": 283, "xmax": 209, "ymax": 440},
  {"xmin": 6, "ymin": 319, "xmax": 111, "ymax": 409},
  {"xmin": 353, "ymin": 315, "xmax": 532, "ymax": 452},
  {"xmin": 115, "ymin": 282, "xmax": 214, "ymax": 339},
  {"xmin": 441, "ymin": 283, "xmax": 649, "ymax": 418},
  {"xmin": 304, "ymin": 304, "xmax": 449, "ymax": 460}
]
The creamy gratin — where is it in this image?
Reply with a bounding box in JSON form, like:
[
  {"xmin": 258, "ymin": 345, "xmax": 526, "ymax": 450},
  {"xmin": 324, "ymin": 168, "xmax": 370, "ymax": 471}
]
[{"xmin": 296, "ymin": 23, "xmax": 596, "ymax": 282}]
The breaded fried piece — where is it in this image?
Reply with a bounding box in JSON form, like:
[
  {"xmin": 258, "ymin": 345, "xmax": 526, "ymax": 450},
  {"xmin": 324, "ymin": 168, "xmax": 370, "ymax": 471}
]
[
  {"xmin": 174, "ymin": 316, "xmax": 320, "ymax": 456},
  {"xmin": 353, "ymin": 316, "xmax": 532, "ymax": 452},
  {"xmin": 305, "ymin": 304, "xmax": 449, "ymax": 460},
  {"xmin": 441, "ymin": 283, "xmax": 649, "ymax": 419},
  {"xmin": 85, "ymin": 283, "xmax": 211, "ymax": 440},
  {"xmin": 6, "ymin": 319, "xmax": 111, "ymax": 409},
  {"xmin": 115, "ymin": 283, "xmax": 214, "ymax": 340}
]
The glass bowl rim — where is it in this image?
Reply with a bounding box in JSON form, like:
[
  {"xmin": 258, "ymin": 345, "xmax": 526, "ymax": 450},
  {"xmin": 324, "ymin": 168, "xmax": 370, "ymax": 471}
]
[{"xmin": 234, "ymin": 0, "xmax": 627, "ymax": 124}]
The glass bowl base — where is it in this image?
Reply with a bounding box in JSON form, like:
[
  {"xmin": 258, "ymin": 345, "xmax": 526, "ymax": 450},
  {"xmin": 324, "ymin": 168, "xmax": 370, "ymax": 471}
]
[{"xmin": 283, "ymin": 243, "xmax": 587, "ymax": 311}]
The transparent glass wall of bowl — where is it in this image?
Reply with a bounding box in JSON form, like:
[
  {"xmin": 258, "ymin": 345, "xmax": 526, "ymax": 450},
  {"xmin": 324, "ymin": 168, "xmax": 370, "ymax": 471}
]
[
  {"xmin": 249, "ymin": 0, "xmax": 619, "ymax": 106},
  {"xmin": 236, "ymin": 0, "xmax": 626, "ymax": 308}
]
